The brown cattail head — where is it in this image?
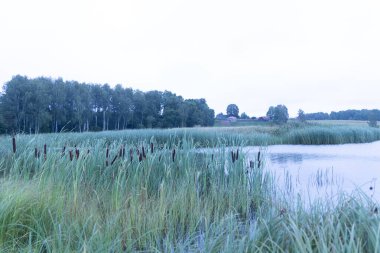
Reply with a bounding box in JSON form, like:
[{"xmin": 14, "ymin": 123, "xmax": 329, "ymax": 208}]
[
  {"xmin": 231, "ymin": 151, "xmax": 235, "ymax": 163},
  {"xmin": 122, "ymin": 145, "xmax": 125, "ymax": 158},
  {"xmin": 142, "ymin": 146, "xmax": 146, "ymax": 159},
  {"xmin": 12, "ymin": 136, "xmax": 16, "ymax": 154},
  {"xmin": 136, "ymin": 148, "xmax": 140, "ymax": 156},
  {"xmin": 69, "ymin": 150, "xmax": 73, "ymax": 161},
  {"xmin": 258, "ymin": 151, "xmax": 261, "ymax": 162},
  {"xmin": 250, "ymin": 160, "xmax": 254, "ymax": 168},
  {"xmin": 75, "ymin": 148, "xmax": 80, "ymax": 160},
  {"xmin": 150, "ymin": 143, "xmax": 154, "ymax": 154},
  {"xmin": 211, "ymin": 154, "xmax": 214, "ymax": 161},
  {"xmin": 139, "ymin": 153, "xmax": 143, "ymax": 162},
  {"xmin": 111, "ymin": 154, "xmax": 118, "ymax": 165},
  {"xmin": 129, "ymin": 148, "xmax": 133, "ymax": 162},
  {"xmin": 172, "ymin": 148, "xmax": 176, "ymax": 162},
  {"xmin": 34, "ymin": 147, "xmax": 38, "ymax": 158},
  {"xmin": 106, "ymin": 146, "xmax": 109, "ymax": 159},
  {"xmin": 62, "ymin": 146, "xmax": 66, "ymax": 157},
  {"xmin": 119, "ymin": 145, "xmax": 123, "ymax": 157},
  {"xmin": 121, "ymin": 239, "xmax": 127, "ymax": 251},
  {"xmin": 87, "ymin": 149, "xmax": 90, "ymax": 154},
  {"xmin": 44, "ymin": 144, "xmax": 47, "ymax": 160}
]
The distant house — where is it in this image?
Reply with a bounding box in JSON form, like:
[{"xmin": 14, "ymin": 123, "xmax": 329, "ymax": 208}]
[
  {"xmin": 215, "ymin": 113, "xmax": 227, "ymax": 120},
  {"xmin": 257, "ymin": 116, "xmax": 270, "ymax": 122},
  {"xmin": 227, "ymin": 116, "xmax": 238, "ymax": 122}
]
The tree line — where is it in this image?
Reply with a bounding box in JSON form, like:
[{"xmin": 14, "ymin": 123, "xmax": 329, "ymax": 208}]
[
  {"xmin": 304, "ymin": 109, "xmax": 380, "ymax": 121},
  {"xmin": 0, "ymin": 75, "xmax": 215, "ymax": 134}
]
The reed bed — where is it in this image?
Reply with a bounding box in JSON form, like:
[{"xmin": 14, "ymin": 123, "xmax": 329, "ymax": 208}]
[
  {"xmin": 0, "ymin": 128, "xmax": 379, "ymax": 252},
  {"xmin": 2, "ymin": 122, "xmax": 380, "ymax": 151}
]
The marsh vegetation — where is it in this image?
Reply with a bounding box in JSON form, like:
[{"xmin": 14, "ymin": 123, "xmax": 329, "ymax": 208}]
[{"xmin": 0, "ymin": 122, "xmax": 380, "ymax": 252}]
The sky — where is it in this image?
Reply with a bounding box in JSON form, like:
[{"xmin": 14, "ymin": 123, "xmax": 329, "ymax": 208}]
[{"xmin": 0, "ymin": 0, "xmax": 379, "ymax": 117}]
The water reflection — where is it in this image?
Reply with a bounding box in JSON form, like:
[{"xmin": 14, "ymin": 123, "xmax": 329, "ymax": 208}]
[
  {"xmin": 245, "ymin": 141, "xmax": 380, "ymax": 203},
  {"xmin": 269, "ymin": 153, "xmax": 325, "ymax": 164}
]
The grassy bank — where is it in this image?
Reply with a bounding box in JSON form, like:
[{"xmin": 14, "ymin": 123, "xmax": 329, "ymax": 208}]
[
  {"xmin": 0, "ymin": 133, "xmax": 379, "ymax": 252},
  {"xmin": 2, "ymin": 122, "xmax": 380, "ymax": 150}
]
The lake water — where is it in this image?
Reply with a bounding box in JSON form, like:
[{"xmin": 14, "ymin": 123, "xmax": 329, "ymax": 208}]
[{"xmin": 244, "ymin": 141, "xmax": 380, "ymax": 204}]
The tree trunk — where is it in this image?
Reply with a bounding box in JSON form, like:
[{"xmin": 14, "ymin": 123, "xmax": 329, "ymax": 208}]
[{"xmin": 103, "ymin": 110, "xmax": 106, "ymax": 131}]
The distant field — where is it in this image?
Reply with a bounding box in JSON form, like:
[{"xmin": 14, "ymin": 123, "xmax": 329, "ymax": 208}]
[
  {"xmin": 309, "ymin": 120, "xmax": 373, "ymax": 126},
  {"xmin": 214, "ymin": 119, "xmax": 269, "ymax": 127},
  {"xmin": 215, "ymin": 119, "xmax": 374, "ymax": 127}
]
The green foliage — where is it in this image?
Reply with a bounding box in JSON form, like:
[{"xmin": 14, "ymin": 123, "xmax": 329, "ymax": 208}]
[
  {"xmin": 266, "ymin": 106, "xmax": 275, "ymax": 119},
  {"xmin": 368, "ymin": 120, "xmax": 378, "ymax": 128},
  {"xmin": 0, "ymin": 76, "xmax": 215, "ymax": 134},
  {"xmin": 297, "ymin": 109, "xmax": 306, "ymax": 122},
  {"xmin": 240, "ymin": 112, "xmax": 249, "ymax": 119},
  {"xmin": 226, "ymin": 104, "xmax": 239, "ymax": 118},
  {"xmin": 267, "ymin": 105, "xmax": 289, "ymax": 124},
  {"xmin": 305, "ymin": 109, "xmax": 380, "ymax": 121},
  {"xmin": 368, "ymin": 112, "xmax": 379, "ymax": 128}
]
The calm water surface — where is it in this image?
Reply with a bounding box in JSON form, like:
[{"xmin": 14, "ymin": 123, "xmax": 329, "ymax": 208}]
[{"xmin": 244, "ymin": 141, "xmax": 380, "ymax": 203}]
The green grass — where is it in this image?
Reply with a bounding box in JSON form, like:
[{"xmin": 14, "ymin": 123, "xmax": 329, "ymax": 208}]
[
  {"xmin": 214, "ymin": 119, "xmax": 270, "ymax": 127},
  {"xmin": 0, "ymin": 124, "xmax": 379, "ymax": 252},
  {"xmin": 3, "ymin": 121, "xmax": 379, "ymax": 150},
  {"xmin": 309, "ymin": 120, "xmax": 375, "ymax": 127}
]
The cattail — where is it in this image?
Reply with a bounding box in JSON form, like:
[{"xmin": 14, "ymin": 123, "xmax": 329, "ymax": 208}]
[
  {"xmin": 12, "ymin": 135, "xmax": 16, "ymax": 154},
  {"xmin": 106, "ymin": 145, "xmax": 109, "ymax": 166},
  {"xmin": 280, "ymin": 208, "xmax": 287, "ymax": 216},
  {"xmin": 236, "ymin": 149, "xmax": 239, "ymax": 160},
  {"xmin": 211, "ymin": 154, "xmax": 214, "ymax": 161},
  {"xmin": 257, "ymin": 151, "xmax": 261, "ymax": 168},
  {"xmin": 35, "ymin": 147, "xmax": 38, "ymax": 158},
  {"xmin": 69, "ymin": 150, "xmax": 73, "ymax": 161},
  {"xmin": 129, "ymin": 148, "xmax": 133, "ymax": 162},
  {"xmin": 121, "ymin": 239, "xmax": 127, "ymax": 252},
  {"xmin": 87, "ymin": 149, "xmax": 90, "ymax": 154},
  {"xmin": 231, "ymin": 151, "xmax": 235, "ymax": 163},
  {"xmin": 44, "ymin": 144, "xmax": 47, "ymax": 160},
  {"xmin": 172, "ymin": 148, "xmax": 176, "ymax": 162},
  {"xmin": 62, "ymin": 146, "xmax": 66, "ymax": 157},
  {"xmin": 142, "ymin": 146, "xmax": 146, "ymax": 159},
  {"xmin": 150, "ymin": 143, "xmax": 154, "ymax": 154},
  {"xmin": 139, "ymin": 153, "xmax": 143, "ymax": 162},
  {"xmin": 75, "ymin": 148, "xmax": 80, "ymax": 160},
  {"xmin": 119, "ymin": 145, "xmax": 123, "ymax": 157},
  {"xmin": 250, "ymin": 160, "xmax": 254, "ymax": 168},
  {"xmin": 111, "ymin": 154, "xmax": 118, "ymax": 165},
  {"xmin": 159, "ymin": 155, "xmax": 162, "ymax": 162},
  {"xmin": 122, "ymin": 145, "xmax": 125, "ymax": 158}
]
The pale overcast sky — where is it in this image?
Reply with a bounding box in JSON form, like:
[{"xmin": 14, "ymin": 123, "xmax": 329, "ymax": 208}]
[{"xmin": 1, "ymin": 0, "xmax": 379, "ymax": 117}]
